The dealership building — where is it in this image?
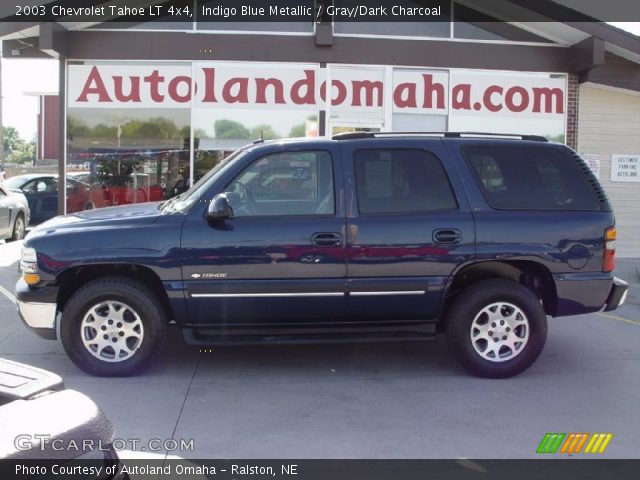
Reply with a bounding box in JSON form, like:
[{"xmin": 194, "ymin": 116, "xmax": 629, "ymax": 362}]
[{"xmin": 1, "ymin": 1, "xmax": 640, "ymax": 255}]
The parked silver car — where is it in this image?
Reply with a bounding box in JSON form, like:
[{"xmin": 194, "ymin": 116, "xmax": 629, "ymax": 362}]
[{"xmin": 0, "ymin": 184, "xmax": 30, "ymax": 241}]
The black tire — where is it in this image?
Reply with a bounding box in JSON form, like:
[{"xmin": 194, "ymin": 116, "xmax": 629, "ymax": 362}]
[
  {"xmin": 10, "ymin": 213, "xmax": 26, "ymax": 241},
  {"xmin": 60, "ymin": 276, "xmax": 167, "ymax": 376},
  {"xmin": 445, "ymin": 278, "xmax": 547, "ymax": 378}
]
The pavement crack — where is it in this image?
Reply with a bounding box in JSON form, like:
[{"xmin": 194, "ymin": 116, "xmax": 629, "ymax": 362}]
[
  {"xmin": 164, "ymin": 352, "xmax": 202, "ymax": 462},
  {"xmin": 0, "ymin": 328, "xmax": 19, "ymax": 344}
]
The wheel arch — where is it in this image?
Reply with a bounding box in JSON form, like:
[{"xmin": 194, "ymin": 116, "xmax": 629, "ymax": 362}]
[
  {"xmin": 55, "ymin": 264, "xmax": 174, "ymax": 324},
  {"xmin": 443, "ymin": 260, "xmax": 557, "ymax": 321}
]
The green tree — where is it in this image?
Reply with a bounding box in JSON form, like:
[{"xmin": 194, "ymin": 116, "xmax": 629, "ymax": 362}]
[
  {"xmin": 214, "ymin": 119, "xmax": 251, "ymax": 139},
  {"xmin": 546, "ymin": 134, "xmax": 566, "ymax": 144},
  {"xmin": 92, "ymin": 124, "xmax": 118, "ymax": 138},
  {"xmin": 67, "ymin": 116, "xmax": 90, "ymax": 140},
  {"xmin": 120, "ymin": 117, "xmax": 180, "ymax": 140},
  {"xmin": 178, "ymin": 126, "xmax": 208, "ymax": 138},
  {"xmin": 11, "ymin": 141, "xmax": 36, "ymax": 164},
  {"xmin": 121, "ymin": 117, "xmax": 180, "ymax": 140},
  {"xmin": 289, "ymin": 115, "xmax": 318, "ymax": 138},
  {"xmin": 250, "ymin": 125, "xmax": 278, "ymax": 140},
  {"xmin": 3, "ymin": 126, "xmax": 22, "ymax": 153},
  {"xmin": 289, "ymin": 123, "xmax": 306, "ymax": 138},
  {"xmin": 2, "ymin": 126, "xmax": 35, "ymax": 164}
]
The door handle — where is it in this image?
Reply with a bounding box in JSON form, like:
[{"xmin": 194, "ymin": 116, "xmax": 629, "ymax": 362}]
[
  {"xmin": 312, "ymin": 232, "xmax": 342, "ymax": 247},
  {"xmin": 433, "ymin": 228, "xmax": 462, "ymax": 244}
]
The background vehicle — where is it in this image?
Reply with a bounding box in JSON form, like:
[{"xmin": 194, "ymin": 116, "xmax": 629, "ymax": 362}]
[
  {"xmin": 3, "ymin": 174, "xmax": 90, "ymax": 224},
  {"xmin": 67, "ymin": 172, "xmax": 92, "ymax": 184},
  {"xmin": 15, "ymin": 133, "xmax": 628, "ymax": 378},
  {"xmin": 0, "ymin": 184, "xmax": 29, "ymax": 241},
  {"xmin": 0, "ymin": 359, "xmax": 128, "ymax": 478},
  {"xmin": 85, "ymin": 174, "xmax": 164, "ymax": 209}
]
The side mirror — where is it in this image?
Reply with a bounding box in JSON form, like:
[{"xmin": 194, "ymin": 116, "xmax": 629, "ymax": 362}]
[{"xmin": 207, "ymin": 193, "xmax": 233, "ymax": 221}]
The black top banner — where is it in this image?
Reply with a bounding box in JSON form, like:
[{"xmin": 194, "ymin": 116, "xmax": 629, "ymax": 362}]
[{"xmin": 1, "ymin": 0, "xmax": 640, "ymax": 23}]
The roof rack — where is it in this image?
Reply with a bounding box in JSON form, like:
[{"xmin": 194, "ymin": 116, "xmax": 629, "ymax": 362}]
[{"xmin": 331, "ymin": 132, "xmax": 549, "ymax": 142}]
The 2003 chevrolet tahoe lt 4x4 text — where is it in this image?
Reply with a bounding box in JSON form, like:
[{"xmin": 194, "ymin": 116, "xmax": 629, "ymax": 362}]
[{"xmin": 15, "ymin": 132, "xmax": 629, "ymax": 378}]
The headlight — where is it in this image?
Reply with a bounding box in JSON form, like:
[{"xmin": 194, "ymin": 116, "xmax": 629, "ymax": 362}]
[{"xmin": 20, "ymin": 247, "xmax": 40, "ymax": 285}]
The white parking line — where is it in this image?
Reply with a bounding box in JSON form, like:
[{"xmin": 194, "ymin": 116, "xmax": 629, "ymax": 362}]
[
  {"xmin": 597, "ymin": 312, "xmax": 640, "ymax": 326},
  {"xmin": 0, "ymin": 284, "xmax": 16, "ymax": 305}
]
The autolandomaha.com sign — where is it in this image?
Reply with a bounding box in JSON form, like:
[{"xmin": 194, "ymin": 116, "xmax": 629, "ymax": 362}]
[{"xmin": 68, "ymin": 63, "xmax": 566, "ymax": 118}]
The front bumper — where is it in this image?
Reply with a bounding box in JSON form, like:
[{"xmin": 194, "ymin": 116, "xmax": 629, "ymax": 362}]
[
  {"xmin": 15, "ymin": 278, "xmax": 58, "ymax": 340},
  {"xmin": 603, "ymin": 276, "xmax": 629, "ymax": 312}
]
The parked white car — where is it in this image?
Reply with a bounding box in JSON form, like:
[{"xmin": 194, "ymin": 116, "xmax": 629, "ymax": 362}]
[{"xmin": 0, "ymin": 184, "xmax": 30, "ymax": 241}]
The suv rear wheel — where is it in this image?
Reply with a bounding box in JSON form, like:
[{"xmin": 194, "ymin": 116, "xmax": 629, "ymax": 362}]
[
  {"xmin": 445, "ymin": 278, "xmax": 547, "ymax": 378},
  {"xmin": 60, "ymin": 277, "xmax": 167, "ymax": 376}
]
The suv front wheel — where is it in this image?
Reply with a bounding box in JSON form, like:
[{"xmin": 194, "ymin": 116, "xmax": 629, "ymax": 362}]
[
  {"xmin": 60, "ymin": 277, "xmax": 167, "ymax": 376},
  {"xmin": 445, "ymin": 278, "xmax": 547, "ymax": 378}
]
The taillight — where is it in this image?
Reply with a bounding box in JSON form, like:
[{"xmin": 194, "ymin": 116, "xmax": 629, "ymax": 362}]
[{"xmin": 603, "ymin": 226, "xmax": 616, "ymax": 272}]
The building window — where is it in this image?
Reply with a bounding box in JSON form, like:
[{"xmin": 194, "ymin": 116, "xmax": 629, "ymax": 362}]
[
  {"xmin": 66, "ymin": 62, "xmax": 192, "ymax": 212},
  {"xmin": 192, "ymin": 62, "xmax": 319, "ymax": 183}
]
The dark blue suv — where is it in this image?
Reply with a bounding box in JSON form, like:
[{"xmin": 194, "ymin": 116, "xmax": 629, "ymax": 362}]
[{"xmin": 15, "ymin": 133, "xmax": 628, "ymax": 378}]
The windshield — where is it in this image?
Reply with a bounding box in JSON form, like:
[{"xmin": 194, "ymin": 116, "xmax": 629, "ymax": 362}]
[
  {"xmin": 3, "ymin": 177, "xmax": 26, "ymax": 190},
  {"xmin": 160, "ymin": 147, "xmax": 249, "ymax": 213}
]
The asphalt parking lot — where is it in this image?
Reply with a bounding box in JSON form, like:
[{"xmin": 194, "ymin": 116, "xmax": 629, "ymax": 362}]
[{"xmin": 1, "ymin": 239, "xmax": 639, "ymax": 459}]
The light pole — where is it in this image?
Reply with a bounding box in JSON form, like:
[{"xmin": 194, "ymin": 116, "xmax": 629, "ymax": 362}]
[{"xmin": 0, "ymin": 49, "xmax": 5, "ymax": 167}]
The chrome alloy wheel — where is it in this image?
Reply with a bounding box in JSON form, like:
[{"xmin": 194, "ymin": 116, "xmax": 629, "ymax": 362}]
[
  {"xmin": 14, "ymin": 216, "xmax": 25, "ymax": 239},
  {"xmin": 470, "ymin": 302, "xmax": 529, "ymax": 362},
  {"xmin": 80, "ymin": 301, "xmax": 144, "ymax": 363}
]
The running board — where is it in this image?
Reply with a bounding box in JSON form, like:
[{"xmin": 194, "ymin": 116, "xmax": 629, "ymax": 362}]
[{"xmin": 183, "ymin": 325, "xmax": 436, "ymax": 346}]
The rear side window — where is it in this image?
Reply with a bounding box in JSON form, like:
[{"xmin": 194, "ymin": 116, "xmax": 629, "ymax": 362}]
[
  {"xmin": 464, "ymin": 145, "xmax": 600, "ymax": 211},
  {"xmin": 354, "ymin": 149, "xmax": 458, "ymax": 214}
]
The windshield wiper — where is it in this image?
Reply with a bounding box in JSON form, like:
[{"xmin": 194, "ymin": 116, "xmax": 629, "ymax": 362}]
[{"xmin": 159, "ymin": 193, "xmax": 183, "ymax": 213}]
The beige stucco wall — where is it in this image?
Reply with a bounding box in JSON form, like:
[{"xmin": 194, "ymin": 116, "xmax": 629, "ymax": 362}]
[{"xmin": 577, "ymin": 83, "xmax": 640, "ymax": 258}]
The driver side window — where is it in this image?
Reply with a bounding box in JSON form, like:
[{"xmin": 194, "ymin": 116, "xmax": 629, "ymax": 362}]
[{"xmin": 224, "ymin": 151, "xmax": 335, "ymax": 217}]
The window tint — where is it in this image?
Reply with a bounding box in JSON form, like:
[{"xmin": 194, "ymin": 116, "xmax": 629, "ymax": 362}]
[
  {"xmin": 464, "ymin": 145, "xmax": 599, "ymax": 211},
  {"xmin": 23, "ymin": 178, "xmax": 58, "ymax": 193},
  {"xmin": 354, "ymin": 149, "xmax": 457, "ymax": 214},
  {"xmin": 225, "ymin": 151, "xmax": 334, "ymax": 217},
  {"xmin": 22, "ymin": 180, "xmax": 37, "ymax": 193}
]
